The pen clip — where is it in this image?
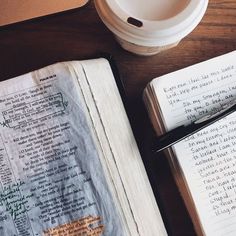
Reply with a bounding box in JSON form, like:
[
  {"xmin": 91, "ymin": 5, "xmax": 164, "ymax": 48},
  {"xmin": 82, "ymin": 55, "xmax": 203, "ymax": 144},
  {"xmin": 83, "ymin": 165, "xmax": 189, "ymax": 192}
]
[{"xmin": 194, "ymin": 102, "xmax": 235, "ymax": 124}]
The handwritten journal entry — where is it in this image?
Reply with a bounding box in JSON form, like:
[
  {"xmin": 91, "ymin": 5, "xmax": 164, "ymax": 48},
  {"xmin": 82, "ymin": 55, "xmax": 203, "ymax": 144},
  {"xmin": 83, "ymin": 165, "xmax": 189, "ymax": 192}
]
[{"xmin": 151, "ymin": 51, "xmax": 236, "ymax": 236}]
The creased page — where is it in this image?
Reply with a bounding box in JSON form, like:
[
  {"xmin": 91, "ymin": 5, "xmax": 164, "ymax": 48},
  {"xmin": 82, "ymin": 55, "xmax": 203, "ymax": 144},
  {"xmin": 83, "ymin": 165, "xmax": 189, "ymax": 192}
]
[
  {"xmin": 151, "ymin": 51, "xmax": 236, "ymax": 235},
  {"xmin": 0, "ymin": 62, "xmax": 125, "ymax": 235}
]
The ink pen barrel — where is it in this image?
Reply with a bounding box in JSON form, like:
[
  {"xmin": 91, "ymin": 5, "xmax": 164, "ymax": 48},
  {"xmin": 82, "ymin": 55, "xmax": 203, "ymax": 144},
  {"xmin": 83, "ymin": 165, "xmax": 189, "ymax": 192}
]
[{"xmin": 153, "ymin": 103, "xmax": 236, "ymax": 153}]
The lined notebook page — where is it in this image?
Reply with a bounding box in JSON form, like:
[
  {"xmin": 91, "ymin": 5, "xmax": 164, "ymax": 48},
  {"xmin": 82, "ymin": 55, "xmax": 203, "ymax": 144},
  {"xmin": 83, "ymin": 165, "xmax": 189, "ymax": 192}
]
[{"xmin": 151, "ymin": 51, "xmax": 236, "ymax": 235}]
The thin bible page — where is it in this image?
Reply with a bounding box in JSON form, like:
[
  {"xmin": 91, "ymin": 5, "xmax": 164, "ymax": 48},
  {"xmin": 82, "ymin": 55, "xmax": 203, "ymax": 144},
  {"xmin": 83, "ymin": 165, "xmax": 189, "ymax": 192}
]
[
  {"xmin": 72, "ymin": 59, "xmax": 167, "ymax": 236},
  {"xmin": 151, "ymin": 51, "xmax": 236, "ymax": 235},
  {"xmin": 0, "ymin": 62, "xmax": 125, "ymax": 236}
]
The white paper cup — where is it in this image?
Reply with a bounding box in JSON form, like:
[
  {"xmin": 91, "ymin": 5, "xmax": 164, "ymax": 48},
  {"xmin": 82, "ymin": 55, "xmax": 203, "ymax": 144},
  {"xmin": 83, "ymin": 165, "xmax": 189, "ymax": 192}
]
[{"xmin": 95, "ymin": 0, "xmax": 209, "ymax": 56}]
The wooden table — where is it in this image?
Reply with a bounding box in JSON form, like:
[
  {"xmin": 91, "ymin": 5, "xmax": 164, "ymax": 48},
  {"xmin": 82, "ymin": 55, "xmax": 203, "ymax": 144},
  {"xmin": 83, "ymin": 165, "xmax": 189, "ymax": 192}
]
[{"xmin": 0, "ymin": 1, "xmax": 235, "ymax": 235}]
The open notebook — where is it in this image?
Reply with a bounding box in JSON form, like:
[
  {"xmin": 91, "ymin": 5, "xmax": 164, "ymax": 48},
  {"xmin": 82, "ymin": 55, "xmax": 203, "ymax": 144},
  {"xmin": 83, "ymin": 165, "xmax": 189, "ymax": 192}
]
[{"xmin": 144, "ymin": 51, "xmax": 236, "ymax": 236}]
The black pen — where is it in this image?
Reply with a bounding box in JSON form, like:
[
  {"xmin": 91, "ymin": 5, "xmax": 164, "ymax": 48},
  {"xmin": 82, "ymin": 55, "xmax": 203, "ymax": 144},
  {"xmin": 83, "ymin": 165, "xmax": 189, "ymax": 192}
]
[{"xmin": 153, "ymin": 102, "xmax": 236, "ymax": 153}]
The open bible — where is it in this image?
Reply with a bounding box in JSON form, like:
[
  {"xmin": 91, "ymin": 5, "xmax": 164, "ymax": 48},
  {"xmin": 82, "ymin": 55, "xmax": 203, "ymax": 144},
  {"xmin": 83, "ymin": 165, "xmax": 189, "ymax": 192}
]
[
  {"xmin": 144, "ymin": 51, "xmax": 236, "ymax": 236},
  {"xmin": 0, "ymin": 59, "xmax": 167, "ymax": 236}
]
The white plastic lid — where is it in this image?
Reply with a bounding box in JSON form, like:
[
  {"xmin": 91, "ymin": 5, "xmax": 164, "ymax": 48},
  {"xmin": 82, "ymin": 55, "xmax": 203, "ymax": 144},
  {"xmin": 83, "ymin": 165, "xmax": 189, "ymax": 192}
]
[{"xmin": 95, "ymin": 0, "xmax": 208, "ymax": 46}]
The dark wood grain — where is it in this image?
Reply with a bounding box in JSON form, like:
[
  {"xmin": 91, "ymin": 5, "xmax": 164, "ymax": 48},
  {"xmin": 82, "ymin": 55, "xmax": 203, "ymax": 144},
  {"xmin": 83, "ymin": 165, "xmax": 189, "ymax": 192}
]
[{"xmin": 0, "ymin": 1, "xmax": 236, "ymax": 235}]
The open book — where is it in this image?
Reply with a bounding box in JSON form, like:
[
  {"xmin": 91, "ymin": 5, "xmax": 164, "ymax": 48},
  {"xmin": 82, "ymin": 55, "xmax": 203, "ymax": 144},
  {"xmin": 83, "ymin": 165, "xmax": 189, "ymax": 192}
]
[
  {"xmin": 144, "ymin": 51, "xmax": 236, "ymax": 236},
  {"xmin": 0, "ymin": 59, "xmax": 167, "ymax": 236}
]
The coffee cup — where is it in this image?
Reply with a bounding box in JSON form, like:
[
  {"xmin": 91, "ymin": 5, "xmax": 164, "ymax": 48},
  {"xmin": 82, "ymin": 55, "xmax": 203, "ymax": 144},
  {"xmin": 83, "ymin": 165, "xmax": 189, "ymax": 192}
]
[{"xmin": 95, "ymin": 0, "xmax": 208, "ymax": 56}]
